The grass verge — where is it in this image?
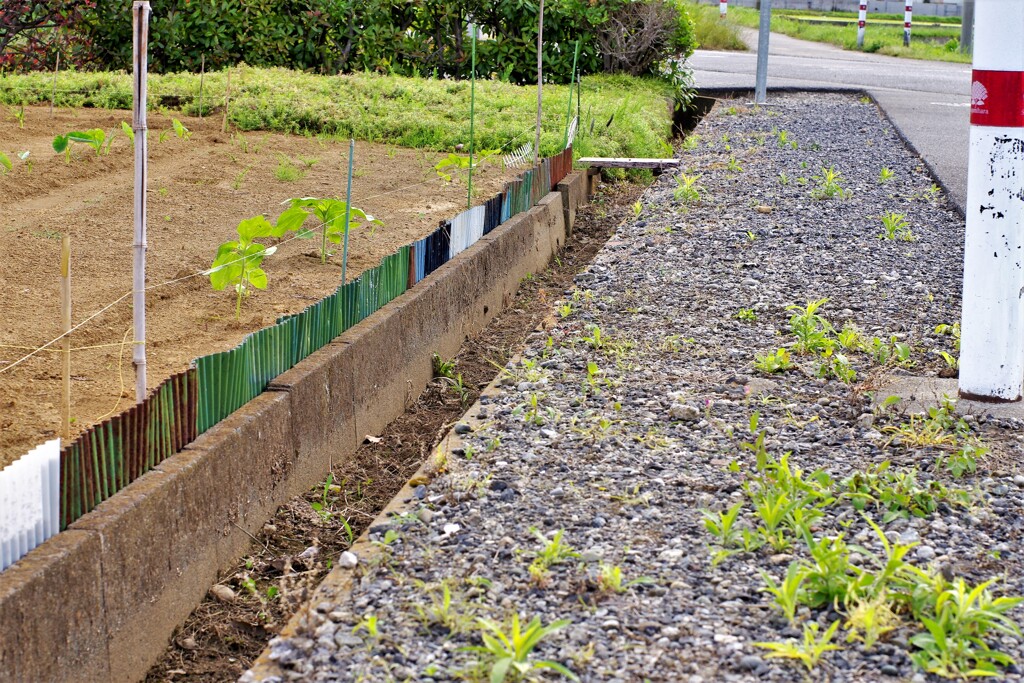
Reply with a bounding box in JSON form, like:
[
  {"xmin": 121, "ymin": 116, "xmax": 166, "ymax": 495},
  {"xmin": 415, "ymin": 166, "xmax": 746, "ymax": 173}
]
[
  {"xmin": 687, "ymin": 1, "xmax": 748, "ymax": 51},
  {"xmin": 726, "ymin": 8, "xmax": 969, "ymax": 63},
  {"xmin": 0, "ymin": 67, "xmax": 676, "ymax": 160}
]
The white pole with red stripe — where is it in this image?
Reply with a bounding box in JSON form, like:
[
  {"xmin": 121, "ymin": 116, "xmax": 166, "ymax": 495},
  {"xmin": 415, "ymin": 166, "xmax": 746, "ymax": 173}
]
[
  {"xmin": 720, "ymin": 0, "xmax": 727, "ymax": 18},
  {"xmin": 857, "ymin": 2, "xmax": 867, "ymax": 49},
  {"xmin": 903, "ymin": 0, "xmax": 913, "ymax": 47},
  {"xmin": 958, "ymin": 1, "xmax": 1024, "ymax": 402}
]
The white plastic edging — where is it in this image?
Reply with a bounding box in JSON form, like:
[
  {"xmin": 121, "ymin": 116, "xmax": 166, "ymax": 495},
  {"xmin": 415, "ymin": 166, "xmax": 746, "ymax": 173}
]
[{"xmin": 0, "ymin": 439, "xmax": 61, "ymax": 571}]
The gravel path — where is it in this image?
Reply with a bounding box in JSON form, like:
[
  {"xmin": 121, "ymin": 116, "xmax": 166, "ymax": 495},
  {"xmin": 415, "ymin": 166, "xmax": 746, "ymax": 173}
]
[{"xmin": 243, "ymin": 93, "xmax": 1024, "ymax": 683}]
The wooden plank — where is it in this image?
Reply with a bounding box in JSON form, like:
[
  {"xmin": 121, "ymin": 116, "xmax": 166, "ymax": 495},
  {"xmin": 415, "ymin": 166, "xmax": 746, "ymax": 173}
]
[{"xmin": 577, "ymin": 157, "xmax": 680, "ymax": 170}]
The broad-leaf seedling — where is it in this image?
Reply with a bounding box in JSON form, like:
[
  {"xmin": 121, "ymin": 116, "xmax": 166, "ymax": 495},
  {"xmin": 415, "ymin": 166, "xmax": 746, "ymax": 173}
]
[
  {"xmin": 208, "ymin": 215, "xmax": 288, "ymax": 319},
  {"xmin": 283, "ymin": 196, "xmax": 382, "ymax": 264}
]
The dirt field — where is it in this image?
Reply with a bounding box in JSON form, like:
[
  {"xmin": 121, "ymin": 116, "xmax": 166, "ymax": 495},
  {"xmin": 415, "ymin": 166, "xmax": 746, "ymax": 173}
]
[{"xmin": 0, "ymin": 106, "xmax": 518, "ymax": 467}]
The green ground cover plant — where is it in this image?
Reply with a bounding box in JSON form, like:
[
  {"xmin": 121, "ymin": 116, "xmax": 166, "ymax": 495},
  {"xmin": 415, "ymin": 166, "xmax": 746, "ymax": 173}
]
[{"xmin": 0, "ymin": 68, "xmax": 675, "ymax": 162}]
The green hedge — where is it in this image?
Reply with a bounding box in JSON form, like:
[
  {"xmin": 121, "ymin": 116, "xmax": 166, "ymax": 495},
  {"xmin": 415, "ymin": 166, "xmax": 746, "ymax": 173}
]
[{"xmin": 78, "ymin": 0, "xmax": 695, "ymax": 83}]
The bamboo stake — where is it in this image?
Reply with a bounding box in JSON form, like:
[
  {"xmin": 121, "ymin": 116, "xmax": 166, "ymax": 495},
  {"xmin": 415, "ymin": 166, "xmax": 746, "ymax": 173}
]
[
  {"xmin": 50, "ymin": 51, "xmax": 60, "ymax": 119},
  {"xmin": 563, "ymin": 40, "xmax": 580, "ymax": 149},
  {"xmin": 223, "ymin": 68, "xmax": 231, "ymax": 134},
  {"xmin": 60, "ymin": 234, "xmax": 71, "ymax": 440},
  {"xmin": 132, "ymin": 1, "xmax": 151, "ymax": 403},
  {"xmin": 341, "ymin": 139, "xmax": 355, "ymax": 286},
  {"xmin": 199, "ymin": 54, "xmax": 205, "ymax": 119},
  {"xmin": 534, "ymin": 0, "xmax": 544, "ymax": 166}
]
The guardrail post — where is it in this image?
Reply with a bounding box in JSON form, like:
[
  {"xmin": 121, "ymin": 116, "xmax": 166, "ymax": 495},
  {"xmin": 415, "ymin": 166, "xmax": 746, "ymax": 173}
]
[
  {"xmin": 958, "ymin": 1, "xmax": 1024, "ymax": 402},
  {"xmin": 857, "ymin": 1, "xmax": 867, "ymax": 48}
]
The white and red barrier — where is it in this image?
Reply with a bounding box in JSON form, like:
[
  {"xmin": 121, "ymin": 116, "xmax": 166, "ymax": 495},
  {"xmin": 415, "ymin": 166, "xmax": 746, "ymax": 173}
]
[
  {"xmin": 720, "ymin": 0, "xmax": 727, "ymax": 18},
  {"xmin": 959, "ymin": 2, "xmax": 1024, "ymax": 401},
  {"xmin": 857, "ymin": 2, "xmax": 867, "ymax": 48},
  {"xmin": 903, "ymin": 1, "xmax": 913, "ymax": 46}
]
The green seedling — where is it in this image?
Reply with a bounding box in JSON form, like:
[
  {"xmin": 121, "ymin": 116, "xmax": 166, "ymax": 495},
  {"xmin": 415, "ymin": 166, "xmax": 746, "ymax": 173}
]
[
  {"xmin": 778, "ymin": 172, "xmax": 790, "ymax": 185},
  {"xmin": 283, "ymin": 196, "xmax": 382, "ymax": 263},
  {"xmin": 0, "ymin": 152, "xmax": 10, "ymax": 174},
  {"xmin": 352, "ymin": 614, "xmax": 380, "ymax": 638},
  {"xmin": 53, "ymin": 129, "xmax": 111, "ymax": 161},
  {"xmin": 310, "ymin": 473, "xmax": 336, "ymax": 522},
  {"xmin": 172, "ymin": 118, "xmax": 191, "ymax": 140},
  {"xmin": 632, "ymin": 200, "xmax": 643, "ymax": 217},
  {"xmin": 909, "ymin": 578, "xmax": 1022, "ymax": 678},
  {"xmin": 761, "ymin": 563, "xmax": 807, "ymax": 625},
  {"xmin": 817, "ymin": 351, "xmax": 857, "ymax": 384},
  {"xmin": 755, "ymin": 620, "xmax": 841, "ymax": 671},
  {"xmin": 434, "ymin": 153, "xmax": 471, "ymax": 182},
  {"xmin": 754, "ymin": 348, "xmax": 794, "ymax": 374},
  {"xmin": 878, "ymin": 167, "xmax": 896, "ymax": 183},
  {"xmin": 788, "ymin": 298, "xmax": 834, "ymax": 355},
  {"xmin": 208, "ymin": 215, "xmax": 287, "ymax": 319},
  {"xmin": 596, "ymin": 563, "xmax": 652, "ymax": 594},
  {"xmin": 274, "ymin": 155, "xmax": 305, "ymax": 182},
  {"xmin": 935, "ymin": 322, "xmax": 961, "ymax": 352},
  {"xmin": 432, "ymin": 352, "xmax": 457, "ymax": 379},
  {"xmin": 673, "ymin": 173, "xmax": 704, "ymax": 204},
  {"xmin": 810, "ymin": 165, "xmax": 848, "ymax": 200},
  {"xmin": 462, "ymin": 614, "xmax": 577, "ymax": 683},
  {"xmin": 844, "ymin": 593, "xmax": 900, "ymax": 650},
  {"xmin": 121, "ymin": 121, "xmax": 135, "ymax": 143},
  {"xmin": 879, "ymin": 211, "xmax": 915, "ymax": 241},
  {"xmin": 701, "ymin": 501, "xmax": 744, "ymax": 548},
  {"xmin": 727, "ymin": 156, "xmax": 743, "ymax": 173},
  {"xmin": 800, "ymin": 533, "xmax": 858, "ymax": 608}
]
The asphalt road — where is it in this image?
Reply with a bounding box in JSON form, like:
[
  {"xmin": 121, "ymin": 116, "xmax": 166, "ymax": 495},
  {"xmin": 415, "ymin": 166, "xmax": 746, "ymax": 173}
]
[{"xmin": 690, "ymin": 28, "xmax": 972, "ymax": 211}]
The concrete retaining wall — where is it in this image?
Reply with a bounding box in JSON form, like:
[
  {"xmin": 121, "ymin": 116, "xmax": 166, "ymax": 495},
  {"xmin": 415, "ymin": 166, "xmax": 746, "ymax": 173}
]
[{"xmin": 0, "ymin": 172, "xmax": 586, "ymax": 683}]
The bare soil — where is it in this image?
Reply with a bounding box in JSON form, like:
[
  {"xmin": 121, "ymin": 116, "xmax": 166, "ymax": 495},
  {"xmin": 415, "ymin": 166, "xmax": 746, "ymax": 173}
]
[
  {"xmin": 141, "ymin": 181, "xmax": 643, "ymax": 683},
  {"xmin": 0, "ymin": 106, "xmax": 518, "ymax": 467}
]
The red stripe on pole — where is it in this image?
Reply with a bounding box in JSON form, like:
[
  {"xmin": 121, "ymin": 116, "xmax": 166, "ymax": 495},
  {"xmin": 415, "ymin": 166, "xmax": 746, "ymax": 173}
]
[
  {"xmin": 970, "ymin": 71, "xmax": 1024, "ymax": 127},
  {"xmin": 904, "ymin": 22, "xmax": 911, "ymax": 27},
  {"xmin": 858, "ymin": 20, "xmax": 865, "ymax": 27},
  {"xmin": 905, "ymin": 5, "xmax": 911, "ymax": 10}
]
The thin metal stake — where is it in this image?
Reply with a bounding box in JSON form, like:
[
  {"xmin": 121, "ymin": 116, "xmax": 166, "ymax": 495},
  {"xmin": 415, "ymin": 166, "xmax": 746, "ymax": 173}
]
[
  {"xmin": 563, "ymin": 40, "xmax": 580, "ymax": 149},
  {"xmin": 60, "ymin": 234, "xmax": 71, "ymax": 440},
  {"xmin": 534, "ymin": 0, "xmax": 545, "ymax": 165},
  {"xmin": 341, "ymin": 139, "xmax": 355, "ymax": 285},
  {"xmin": 468, "ymin": 24, "xmax": 477, "ymax": 211},
  {"xmin": 132, "ymin": 1, "xmax": 151, "ymax": 403},
  {"xmin": 199, "ymin": 54, "xmax": 205, "ymax": 119},
  {"xmin": 50, "ymin": 51, "xmax": 59, "ymax": 119},
  {"xmin": 754, "ymin": 0, "xmax": 772, "ymax": 104}
]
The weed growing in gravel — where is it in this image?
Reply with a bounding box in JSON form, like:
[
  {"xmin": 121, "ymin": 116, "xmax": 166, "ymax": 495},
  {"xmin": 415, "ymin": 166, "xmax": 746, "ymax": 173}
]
[
  {"xmin": 883, "ymin": 398, "xmax": 964, "ymax": 450},
  {"xmin": 908, "ymin": 578, "xmax": 1023, "ymax": 678},
  {"xmin": 659, "ymin": 334, "xmax": 694, "ymax": 352},
  {"xmin": 788, "ymin": 299, "xmax": 835, "ymax": 355},
  {"xmin": 817, "ymin": 352, "xmax": 857, "ymax": 384},
  {"xmin": 727, "ymin": 156, "xmax": 743, "ymax": 173},
  {"xmin": 754, "ymin": 348, "xmax": 795, "ymax": 374},
  {"xmin": 672, "ymin": 173, "xmax": 704, "ymax": 204},
  {"xmin": 777, "ymin": 172, "xmax": 790, "ymax": 185},
  {"xmin": 878, "ymin": 167, "xmax": 896, "ymax": 183},
  {"xmin": 755, "ymin": 620, "xmax": 842, "ymax": 671},
  {"xmin": 840, "ymin": 462, "xmax": 970, "ymax": 522},
  {"xmin": 681, "ymin": 134, "xmax": 700, "ymax": 151},
  {"xmin": 632, "ymin": 201, "xmax": 643, "ymax": 218},
  {"xmin": 736, "ymin": 308, "xmax": 757, "ymax": 322},
  {"xmin": 595, "ymin": 563, "xmax": 652, "ymax": 594},
  {"xmin": 414, "ymin": 580, "xmax": 478, "ymax": 636},
  {"xmin": 878, "ymin": 212, "xmax": 916, "ymax": 241},
  {"xmin": 775, "ymin": 128, "xmax": 798, "ymax": 149},
  {"xmin": 761, "ymin": 563, "xmax": 807, "ymax": 624},
  {"xmin": 353, "ymin": 614, "xmax": 380, "ymax": 639},
  {"xmin": 462, "ymin": 614, "xmax": 577, "ymax": 683},
  {"xmin": 701, "ymin": 501, "xmax": 744, "ymax": 548},
  {"xmin": 844, "ymin": 594, "xmax": 900, "ymax": 649},
  {"xmin": 810, "ymin": 166, "xmax": 850, "ymax": 200}
]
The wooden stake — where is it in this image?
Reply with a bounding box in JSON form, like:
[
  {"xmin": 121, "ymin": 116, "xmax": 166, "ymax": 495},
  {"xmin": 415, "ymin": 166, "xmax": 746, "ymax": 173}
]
[
  {"xmin": 60, "ymin": 234, "xmax": 71, "ymax": 440},
  {"xmin": 223, "ymin": 68, "xmax": 232, "ymax": 134},
  {"xmin": 199, "ymin": 54, "xmax": 205, "ymax": 119},
  {"xmin": 50, "ymin": 51, "xmax": 60, "ymax": 119}
]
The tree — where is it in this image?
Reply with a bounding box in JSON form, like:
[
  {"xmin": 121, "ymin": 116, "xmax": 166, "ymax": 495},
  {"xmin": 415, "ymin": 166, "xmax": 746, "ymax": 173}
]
[{"xmin": 0, "ymin": 0, "xmax": 96, "ymax": 71}]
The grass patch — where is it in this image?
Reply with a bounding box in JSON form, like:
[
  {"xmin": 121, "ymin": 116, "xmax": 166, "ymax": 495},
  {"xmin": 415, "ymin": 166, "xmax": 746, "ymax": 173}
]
[
  {"xmin": 726, "ymin": 8, "xmax": 969, "ymax": 63},
  {"xmin": 687, "ymin": 1, "xmax": 748, "ymax": 51},
  {"xmin": 0, "ymin": 66, "xmax": 676, "ymax": 160}
]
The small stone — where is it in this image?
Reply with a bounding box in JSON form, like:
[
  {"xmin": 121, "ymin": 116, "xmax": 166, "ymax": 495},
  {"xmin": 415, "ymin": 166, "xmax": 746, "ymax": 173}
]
[
  {"xmin": 338, "ymin": 551, "xmax": 359, "ymax": 569},
  {"xmin": 413, "ymin": 485, "xmax": 427, "ymax": 499},
  {"xmin": 454, "ymin": 423, "xmax": 472, "ymax": 435},
  {"xmin": 915, "ymin": 545, "xmax": 936, "ymax": 562},
  {"xmin": 551, "ymin": 487, "xmax": 565, "ymax": 498},
  {"xmin": 669, "ymin": 403, "xmax": 700, "ymax": 421},
  {"xmin": 540, "ymin": 428, "xmax": 559, "ymax": 440},
  {"xmin": 180, "ymin": 637, "xmax": 198, "ymax": 651},
  {"xmin": 661, "ymin": 625, "xmax": 681, "ymax": 639},
  {"xmin": 1014, "ymin": 475, "xmax": 1024, "ymax": 487},
  {"xmin": 755, "ymin": 205, "xmax": 772, "ymax": 214},
  {"xmin": 443, "ymin": 523, "xmax": 461, "ymax": 535},
  {"xmin": 209, "ymin": 585, "xmax": 236, "ymax": 603},
  {"xmin": 741, "ymin": 278, "xmax": 758, "ymax": 287},
  {"xmin": 881, "ymin": 664, "xmax": 899, "ymax": 676},
  {"xmin": 602, "ymin": 619, "xmax": 620, "ymax": 631},
  {"xmin": 592, "ymin": 516, "xmax": 606, "ymax": 528},
  {"xmin": 737, "ymin": 655, "xmax": 763, "ymax": 671},
  {"xmin": 334, "ymin": 632, "xmax": 363, "ymax": 648},
  {"xmin": 857, "ymin": 413, "xmax": 874, "ymax": 428},
  {"xmin": 417, "ymin": 508, "xmax": 435, "ymax": 524}
]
